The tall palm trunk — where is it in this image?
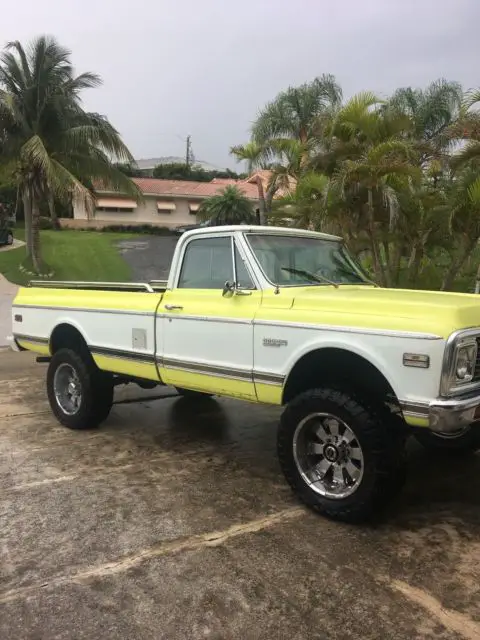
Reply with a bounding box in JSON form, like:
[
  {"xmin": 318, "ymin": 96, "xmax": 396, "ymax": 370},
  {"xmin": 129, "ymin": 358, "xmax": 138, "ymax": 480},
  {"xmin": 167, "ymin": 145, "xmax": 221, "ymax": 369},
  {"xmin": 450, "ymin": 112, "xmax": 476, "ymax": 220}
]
[
  {"xmin": 47, "ymin": 191, "xmax": 59, "ymax": 229},
  {"xmin": 31, "ymin": 197, "xmax": 42, "ymax": 273},
  {"xmin": 299, "ymin": 128, "xmax": 309, "ymax": 169},
  {"xmin": 255, "ymin": 176, "xmax": 267, "ymax": 225},
  {"xmin": 22, "ymin": 187, "xmax": 33, "ymax": 257},
  {"xmin": 367, "ymin": 188, "xmax": 385, "ymax": 286},
  {"xmin": 407, "ymin": 243, "xmax": 424, "ymax": 286}
]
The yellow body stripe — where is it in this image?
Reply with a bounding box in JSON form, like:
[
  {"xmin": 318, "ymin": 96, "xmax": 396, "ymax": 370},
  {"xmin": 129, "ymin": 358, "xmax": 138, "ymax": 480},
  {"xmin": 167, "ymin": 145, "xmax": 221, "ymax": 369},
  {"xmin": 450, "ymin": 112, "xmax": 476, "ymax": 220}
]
[
  {"xmin": 92, "ymin": 355, "xmax": 159, "ymax": 381},
  {"xmin": 17, "ymin": 340, "xmax": 50, "ymax": 356},
  {"xmin": 403, "ymin": 415, "xmax": 429, "ymax": 428}
]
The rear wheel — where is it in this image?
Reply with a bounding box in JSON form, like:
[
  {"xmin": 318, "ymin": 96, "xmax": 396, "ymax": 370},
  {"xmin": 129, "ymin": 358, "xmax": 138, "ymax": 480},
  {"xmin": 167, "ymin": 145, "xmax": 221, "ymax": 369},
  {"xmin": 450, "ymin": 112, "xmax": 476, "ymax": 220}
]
[
  {"xmin": 277, "ymin": 388, "xmax": 406, "ymax": 523},
  {"xmin": 47, "ymin": 348, "xmax": 113, "ymax": 429},
  {"xmin": 414, "ymin": 425, "xmax": 480, "ymax": 455}
]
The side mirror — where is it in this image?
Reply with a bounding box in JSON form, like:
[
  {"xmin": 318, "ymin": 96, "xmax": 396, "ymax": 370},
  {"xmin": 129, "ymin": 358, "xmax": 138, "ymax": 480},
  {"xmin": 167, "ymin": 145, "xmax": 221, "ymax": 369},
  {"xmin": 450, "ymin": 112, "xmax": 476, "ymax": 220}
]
[
  {"xmin": 222, "ymin": 281, "xmax": 235, "ymax": 297},
  {"xmin": 222, "ymin": 281, "xmax": 253, "ymax": 297}
]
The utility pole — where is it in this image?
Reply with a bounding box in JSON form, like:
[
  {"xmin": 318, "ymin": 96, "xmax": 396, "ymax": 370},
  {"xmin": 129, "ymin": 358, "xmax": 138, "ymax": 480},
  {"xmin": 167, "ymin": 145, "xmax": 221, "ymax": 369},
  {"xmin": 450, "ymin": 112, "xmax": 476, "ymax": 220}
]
[{"xmin": 185, "ymin": 134, "xmax": 192, "ymax": 169}]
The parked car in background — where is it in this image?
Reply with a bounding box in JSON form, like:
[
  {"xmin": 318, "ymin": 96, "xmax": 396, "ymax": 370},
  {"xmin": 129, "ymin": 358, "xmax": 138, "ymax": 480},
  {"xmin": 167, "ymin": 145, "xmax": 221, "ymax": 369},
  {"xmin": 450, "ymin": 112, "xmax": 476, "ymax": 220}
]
[
  {"xmin": 173, "ymin": 219, "xmax": 217, "ymax": 235},
  {"xmin": 0, "ymin": 225, "xmax": 13, "ymax": 247}
]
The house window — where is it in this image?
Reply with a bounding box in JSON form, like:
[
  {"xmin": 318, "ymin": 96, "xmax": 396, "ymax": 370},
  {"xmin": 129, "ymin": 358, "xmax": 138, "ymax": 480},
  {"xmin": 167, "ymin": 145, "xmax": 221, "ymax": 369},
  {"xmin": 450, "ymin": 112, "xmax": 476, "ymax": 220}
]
[
  {"xmin": 157, "ymin": 201, "xmax": 176, "ymax": 214},
  {"xmin": 96, "ymin": 207, "xmax": 135, "ymax": 213},
  {"xmin": 189, "ymin": 202, "xmax": 200, "ymax": 215}
]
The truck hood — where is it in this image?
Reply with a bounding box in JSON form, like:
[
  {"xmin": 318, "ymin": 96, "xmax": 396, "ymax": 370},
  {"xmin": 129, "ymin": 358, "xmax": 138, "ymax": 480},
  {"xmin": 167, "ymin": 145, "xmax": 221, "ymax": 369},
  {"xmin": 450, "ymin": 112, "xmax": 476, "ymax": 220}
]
[{"xmin": 288, "ymin": 286, "xmax": 480, "ymax": 338}]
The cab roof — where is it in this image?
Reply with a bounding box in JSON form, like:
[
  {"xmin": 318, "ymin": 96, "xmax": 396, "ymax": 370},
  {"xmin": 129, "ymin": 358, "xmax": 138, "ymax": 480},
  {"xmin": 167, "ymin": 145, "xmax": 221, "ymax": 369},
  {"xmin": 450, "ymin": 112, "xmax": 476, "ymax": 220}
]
[{"xmin": 183, "ymin": 225, "xmax": 342, "ymax": 242}]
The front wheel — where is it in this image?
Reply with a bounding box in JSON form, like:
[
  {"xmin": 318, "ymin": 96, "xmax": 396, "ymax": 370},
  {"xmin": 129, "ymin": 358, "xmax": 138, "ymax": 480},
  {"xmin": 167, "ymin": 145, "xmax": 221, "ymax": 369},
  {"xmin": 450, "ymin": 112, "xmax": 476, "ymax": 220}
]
[
  {"xmin": 414, "ymin": 425, "xmax": 480, "ymax": 455},
  {"xmin": 47, "ymin": 348, "xmax": 114, "ymax": 429},
  {"xmin": 277, "ymin": 388, "xmax": 406, "ymax": 523}
]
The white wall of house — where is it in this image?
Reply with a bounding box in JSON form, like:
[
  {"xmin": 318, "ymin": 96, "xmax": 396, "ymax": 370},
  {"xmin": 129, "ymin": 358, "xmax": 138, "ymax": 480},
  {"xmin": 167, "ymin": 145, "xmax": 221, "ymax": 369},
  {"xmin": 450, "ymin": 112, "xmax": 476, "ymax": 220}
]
[{"xmin": 73, "ymin": 195, "xmax": 199, "ymax": 227}]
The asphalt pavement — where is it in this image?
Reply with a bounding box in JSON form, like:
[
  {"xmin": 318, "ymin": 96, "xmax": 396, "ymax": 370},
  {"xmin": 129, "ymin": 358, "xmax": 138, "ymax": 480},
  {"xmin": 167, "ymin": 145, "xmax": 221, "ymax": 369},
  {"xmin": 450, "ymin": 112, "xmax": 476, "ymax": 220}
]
[
  {"xmin": 1, "ymin": 350, "xmax": 480, "ymax": 639},
  {"xmin": 117, "ymin": 235, "xmax": 179, "ymax": 283}
]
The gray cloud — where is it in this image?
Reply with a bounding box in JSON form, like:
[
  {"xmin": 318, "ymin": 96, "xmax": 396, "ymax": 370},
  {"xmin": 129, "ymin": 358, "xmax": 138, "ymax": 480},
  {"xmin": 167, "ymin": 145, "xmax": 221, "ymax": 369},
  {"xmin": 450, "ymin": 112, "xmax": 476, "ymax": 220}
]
[{"xmin": 1, "ymin": 0, "xmax": 478, "ymax": 168}]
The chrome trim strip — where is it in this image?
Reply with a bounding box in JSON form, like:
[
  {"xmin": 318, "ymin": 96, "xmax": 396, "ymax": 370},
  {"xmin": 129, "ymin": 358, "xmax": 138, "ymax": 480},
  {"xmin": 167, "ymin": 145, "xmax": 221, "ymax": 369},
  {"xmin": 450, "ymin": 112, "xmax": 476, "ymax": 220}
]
[
  {"xmin": 90, "ymin": 346, "xmax": 156, "ymax": 364},
  {"xmin": 255, "ymin": 319, "xmax": 442, "ymax": 340},
  {"xmin": 29, "ymin": 280, "xmax": 155, "ymax": 293},
  {"xmin": 156, "ymin": 312, "xmax": 252, "ymax": 325},
  {"xmin": 12, "ymin": 304, "xmax": 155, "ymax": 317},
  {"xmin": 12, "ymin": 306, "xmax": 442, "ymax": 338},
  {"xmin": 254, "ymin": 371, "xmax": 286, "ymax": 384},
  {"xmin": 158, "ymin": 356, "xmax": 285, "ymax": 386},
  {"xmin": 13, "ymin": 333, "xmax": 49, "ymax": 345},
  {"xmin": 160, "ymin": 357, "xmax": 253, "ymax": 381},
  {"xmin": 399, "ymin": 401, "xmax": 429, "ymax": 416}
]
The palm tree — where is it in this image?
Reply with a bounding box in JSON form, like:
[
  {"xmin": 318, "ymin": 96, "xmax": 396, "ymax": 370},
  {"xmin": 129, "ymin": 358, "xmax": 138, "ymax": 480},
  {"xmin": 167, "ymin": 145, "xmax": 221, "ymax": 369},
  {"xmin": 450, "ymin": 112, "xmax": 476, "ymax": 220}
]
[
  {"xmin": 449, "ymin": 88, "xmax": 480, "ymax": 169},
  {"xmin": 270, "ymin": 172, "xmax": 329, "ymax": 230},
  {"xmin": 230, "ymin": 141, "xmax": 268, "ymax": 223},
  {"xmin": 0, "ymin": 36, "xmax": 140, "ymax": 273},
  {"xmin": 388, "ymin": 80, "xmax": 462, "ymax": 152},
  {"xmin": 198, "ymin": 185, "xmax": 255, "ymax": 225},
  {"xmin": 440, "ymin": 166, "xmax": 480, "ymax": 290},
  {"xmin": 251, "ymin": 74, "xmax": 342, "ymax": 168},
  {"xmin": 316, "ymin": 94, "xmax": 420, "ymax": 285}
]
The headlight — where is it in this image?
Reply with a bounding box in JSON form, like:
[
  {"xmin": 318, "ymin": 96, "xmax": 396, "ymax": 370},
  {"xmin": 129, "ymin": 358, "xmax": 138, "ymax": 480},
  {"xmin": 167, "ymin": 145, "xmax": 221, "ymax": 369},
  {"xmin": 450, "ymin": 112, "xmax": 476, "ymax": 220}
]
[
  {"xmin": 441, "ymin": 331, "xmax": 480, "ymax": 397},
  {"xmin": 455, "ymin": 343, "xmax": 477, "ymax": 383}
]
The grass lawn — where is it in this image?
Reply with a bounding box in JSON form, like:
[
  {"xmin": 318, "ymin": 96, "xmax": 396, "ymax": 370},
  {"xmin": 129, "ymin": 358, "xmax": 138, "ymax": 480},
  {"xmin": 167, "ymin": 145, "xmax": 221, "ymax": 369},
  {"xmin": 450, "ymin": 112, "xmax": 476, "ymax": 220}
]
[{"xmin": 0, "ymin": 229, "xmax": 137, "ymax": 286}]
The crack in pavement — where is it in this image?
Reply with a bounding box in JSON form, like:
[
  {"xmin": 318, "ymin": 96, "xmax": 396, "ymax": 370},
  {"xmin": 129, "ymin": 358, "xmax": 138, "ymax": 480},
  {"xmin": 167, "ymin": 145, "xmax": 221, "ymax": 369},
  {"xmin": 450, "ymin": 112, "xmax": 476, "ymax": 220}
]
[
  {"xmin": 0, "ymin": 507, "xmax": 305, "ymax": 604},
  {"xmin": 379, "ymin": 576, "xmax": 480, "ymax": 640},
  {"xmin": 3, "ymin": 447, "xmax": 221, "ymax": 491}
]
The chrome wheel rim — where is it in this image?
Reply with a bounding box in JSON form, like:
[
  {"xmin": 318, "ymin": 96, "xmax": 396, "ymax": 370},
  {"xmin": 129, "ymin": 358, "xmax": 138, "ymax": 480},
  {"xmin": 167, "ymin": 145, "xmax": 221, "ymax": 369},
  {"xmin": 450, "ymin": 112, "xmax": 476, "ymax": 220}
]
[
  {"xmin": 53, "ymin": 363, "xmax": 82, "ymax": 416},
  {"xmin": 292, "ymin": 412, "xmax": 364, "ymax": 500}
]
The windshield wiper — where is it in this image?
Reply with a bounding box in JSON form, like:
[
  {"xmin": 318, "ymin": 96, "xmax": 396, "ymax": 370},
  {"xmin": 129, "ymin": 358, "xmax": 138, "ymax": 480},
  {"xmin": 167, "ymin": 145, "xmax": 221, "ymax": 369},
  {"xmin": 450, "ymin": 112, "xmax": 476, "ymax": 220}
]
[{"xmin": 280, "ymin": 266, "xmax": 339, "ymax": 288}]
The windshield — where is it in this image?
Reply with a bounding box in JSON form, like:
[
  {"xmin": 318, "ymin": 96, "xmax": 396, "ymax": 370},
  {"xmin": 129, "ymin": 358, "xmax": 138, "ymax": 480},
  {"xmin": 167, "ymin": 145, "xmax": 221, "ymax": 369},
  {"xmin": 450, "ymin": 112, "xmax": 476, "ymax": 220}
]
[{"xmin": 245, "ymin": 233, "xmax": 371, "ymax": 287}]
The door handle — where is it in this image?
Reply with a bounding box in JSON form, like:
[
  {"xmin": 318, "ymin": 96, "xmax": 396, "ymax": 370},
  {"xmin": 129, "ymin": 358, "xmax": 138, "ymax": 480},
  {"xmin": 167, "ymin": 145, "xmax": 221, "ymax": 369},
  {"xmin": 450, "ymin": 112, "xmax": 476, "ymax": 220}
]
[{"xmin": 164, "ymin": 304, "xmax": 183, "ymax": 311}]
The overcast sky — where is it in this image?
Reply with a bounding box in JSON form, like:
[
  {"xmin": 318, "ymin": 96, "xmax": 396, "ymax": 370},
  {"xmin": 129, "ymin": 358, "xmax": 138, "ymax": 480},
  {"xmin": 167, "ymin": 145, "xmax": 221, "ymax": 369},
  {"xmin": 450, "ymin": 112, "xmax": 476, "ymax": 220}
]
[{"xmin": 2, "ymin": 0, "xmax": 478, "ymax": 169}]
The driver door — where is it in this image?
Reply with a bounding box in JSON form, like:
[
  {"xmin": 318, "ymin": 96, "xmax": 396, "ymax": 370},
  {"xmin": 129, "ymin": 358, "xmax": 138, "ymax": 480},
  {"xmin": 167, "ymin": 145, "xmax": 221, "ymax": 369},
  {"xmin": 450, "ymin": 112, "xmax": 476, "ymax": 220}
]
[{"xmin": 158, "ymin": 234, "xmax": 261, "ymax": 400}]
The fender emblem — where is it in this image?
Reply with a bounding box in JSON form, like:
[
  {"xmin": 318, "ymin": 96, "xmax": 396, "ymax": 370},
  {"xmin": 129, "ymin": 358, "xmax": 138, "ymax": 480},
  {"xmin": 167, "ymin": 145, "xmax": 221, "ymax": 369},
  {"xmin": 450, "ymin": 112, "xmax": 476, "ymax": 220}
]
[{"xmin": 263, "ymin": 338, "xmax": 288, "ymax": 348}]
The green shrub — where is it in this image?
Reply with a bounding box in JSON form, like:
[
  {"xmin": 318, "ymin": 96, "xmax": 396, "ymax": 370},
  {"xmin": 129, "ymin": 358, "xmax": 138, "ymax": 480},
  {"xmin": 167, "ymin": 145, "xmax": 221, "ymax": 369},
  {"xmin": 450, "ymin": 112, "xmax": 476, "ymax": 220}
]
[{"xmin": 98, "ymin": 224, "xmax": 174, "ymax": 235}]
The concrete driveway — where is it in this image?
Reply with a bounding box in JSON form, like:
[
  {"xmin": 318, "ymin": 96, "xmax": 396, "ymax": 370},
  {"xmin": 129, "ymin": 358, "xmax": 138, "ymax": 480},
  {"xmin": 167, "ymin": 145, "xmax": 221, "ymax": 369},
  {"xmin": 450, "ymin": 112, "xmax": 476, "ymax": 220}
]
[
  {"xmin": 117, "ymin": 235, "xmax": 179, "ymax": 282},
  {"xmin": 1, "ymin": 350, "xmax": 480, "ymax": 639}
]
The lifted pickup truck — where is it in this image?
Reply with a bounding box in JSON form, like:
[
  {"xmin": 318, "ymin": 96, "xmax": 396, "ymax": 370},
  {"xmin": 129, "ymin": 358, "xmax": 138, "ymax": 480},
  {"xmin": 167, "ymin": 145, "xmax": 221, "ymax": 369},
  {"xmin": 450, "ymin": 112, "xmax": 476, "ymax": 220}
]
[{"xmin": 11, "ymin": 225, "xmax": 480, "ymax": 522}]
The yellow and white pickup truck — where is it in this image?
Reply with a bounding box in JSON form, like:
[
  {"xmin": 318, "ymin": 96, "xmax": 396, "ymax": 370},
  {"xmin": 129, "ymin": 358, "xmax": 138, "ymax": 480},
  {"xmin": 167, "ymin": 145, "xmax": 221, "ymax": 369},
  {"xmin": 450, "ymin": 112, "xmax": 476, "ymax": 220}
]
[{"xmin": 10, "ymin": 225, "xmax": 480, "ymax": 522}]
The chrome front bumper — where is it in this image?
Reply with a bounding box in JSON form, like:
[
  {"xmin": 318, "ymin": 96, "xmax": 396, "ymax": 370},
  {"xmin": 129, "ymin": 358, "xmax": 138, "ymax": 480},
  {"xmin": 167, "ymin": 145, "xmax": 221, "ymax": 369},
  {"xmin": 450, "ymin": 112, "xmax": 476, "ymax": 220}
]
[{"xmin": 429, "ymin": 394, "xmax": 480, "ymax": 434}]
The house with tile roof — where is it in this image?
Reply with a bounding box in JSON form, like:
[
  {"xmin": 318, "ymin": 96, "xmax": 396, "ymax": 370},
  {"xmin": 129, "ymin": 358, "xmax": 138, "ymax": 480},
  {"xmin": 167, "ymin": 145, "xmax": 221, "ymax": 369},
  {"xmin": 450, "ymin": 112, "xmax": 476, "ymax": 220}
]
[{"xmin": 72, "ymin": 176, "xmax": 263, "ymax": 228}]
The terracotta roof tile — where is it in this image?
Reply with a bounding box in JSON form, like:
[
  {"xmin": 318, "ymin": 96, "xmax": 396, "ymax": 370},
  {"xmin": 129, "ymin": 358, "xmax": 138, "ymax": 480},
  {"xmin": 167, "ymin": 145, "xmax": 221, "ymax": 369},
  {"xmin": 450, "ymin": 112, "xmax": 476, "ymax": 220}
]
[{"xmin": 97, "ymin": 177, "xmax": 260, "ymax": 200}]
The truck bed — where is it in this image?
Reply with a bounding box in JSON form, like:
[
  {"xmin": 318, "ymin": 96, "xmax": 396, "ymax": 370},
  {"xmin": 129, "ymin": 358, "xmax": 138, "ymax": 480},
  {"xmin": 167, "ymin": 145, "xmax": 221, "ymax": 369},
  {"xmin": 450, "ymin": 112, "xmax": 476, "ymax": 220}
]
[{"xmin": 12, "ymin": 280, "xmax": 166, "ymax": 381}]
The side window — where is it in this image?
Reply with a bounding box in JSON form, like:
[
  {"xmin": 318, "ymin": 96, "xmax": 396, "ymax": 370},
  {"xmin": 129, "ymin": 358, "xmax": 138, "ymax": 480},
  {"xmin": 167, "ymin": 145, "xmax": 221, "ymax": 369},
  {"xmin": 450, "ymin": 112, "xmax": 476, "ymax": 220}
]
[
  {"xmin": 234, "ymin": 245, "xmax": 255, "ymax": 289},
  {"xmin": 178, "ymin": 237, "xmax": 233, "ymax": 289}
]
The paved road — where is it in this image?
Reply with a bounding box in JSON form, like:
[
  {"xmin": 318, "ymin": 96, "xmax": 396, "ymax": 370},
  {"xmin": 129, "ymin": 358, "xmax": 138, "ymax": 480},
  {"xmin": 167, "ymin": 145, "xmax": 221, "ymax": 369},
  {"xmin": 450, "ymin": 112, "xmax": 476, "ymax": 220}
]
[
  {"xmin": 117, "ymin": 235, "xmax": 179, "ymax": 282},
  {"xmin": 1, "ymin": 350, "xmax": 480, "ymax": 639}
]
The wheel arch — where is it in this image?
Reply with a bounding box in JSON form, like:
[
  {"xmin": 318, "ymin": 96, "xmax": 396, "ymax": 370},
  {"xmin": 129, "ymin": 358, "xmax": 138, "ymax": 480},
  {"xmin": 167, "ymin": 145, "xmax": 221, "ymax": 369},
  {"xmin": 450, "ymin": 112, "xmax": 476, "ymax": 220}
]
[
  {"xmin": 49, "ymin": 322, "xmax": 93, "ymax": 363},
  {"xmin": 282, "ymin": 345, "xmax": 400, "ymax": 408}
]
